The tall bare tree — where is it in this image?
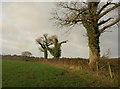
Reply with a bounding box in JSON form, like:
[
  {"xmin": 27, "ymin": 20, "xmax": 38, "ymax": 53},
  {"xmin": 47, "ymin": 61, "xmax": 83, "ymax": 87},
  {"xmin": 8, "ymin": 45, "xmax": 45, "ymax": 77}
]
[
  {"xmin": 52, "ymin": 1, "xmax": 120, "ymax": 66},
  {"xmin": 36, "ymin": 34, "xmax": 52, "ymax": 59}
]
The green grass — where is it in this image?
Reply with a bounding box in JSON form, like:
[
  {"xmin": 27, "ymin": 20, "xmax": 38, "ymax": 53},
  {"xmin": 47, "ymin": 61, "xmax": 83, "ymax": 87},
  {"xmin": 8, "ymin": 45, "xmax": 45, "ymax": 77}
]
[
  {"xmin": 2, "ymin": 59, "xmax": 98, "ymax": 87},
  {"xmin": 2, "ymin": 59, "xmax": 118, "ymax": 87}
]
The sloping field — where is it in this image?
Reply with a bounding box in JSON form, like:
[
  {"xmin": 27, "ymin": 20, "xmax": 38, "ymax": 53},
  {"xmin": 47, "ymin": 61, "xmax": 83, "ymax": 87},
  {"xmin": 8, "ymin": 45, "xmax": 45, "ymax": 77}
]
[
  {"xmin": 2, "ymin": 59, "xmax": 95, "ymax": 87},
  {"xmin": 2, "ymin": 57, "xmax": 119, "ymax": 87}
]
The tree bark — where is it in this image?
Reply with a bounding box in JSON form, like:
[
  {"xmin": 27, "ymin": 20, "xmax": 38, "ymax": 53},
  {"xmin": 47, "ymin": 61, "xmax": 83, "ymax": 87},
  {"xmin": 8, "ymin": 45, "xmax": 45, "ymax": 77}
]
[
  {"xmin": 82, "ymin": 2, "xmax": 100, "ymax": 68},
  {"xmin": 88, "ymin": 36, "xmax": 100, "ymax": 66},
  {"xmin": 44, "ymin": 49, "xmax": 48, "ymax": 59},
  {"xmin": 86, "ymin": 27, "xmax": 100, "ymax": 70},
  {"xmin": 84, "ymin": 24, "xmax": 100, "ymax": 68},
  {"xmin": 82, "ymin": 17, "xmax": 100, "ymax": 68}
]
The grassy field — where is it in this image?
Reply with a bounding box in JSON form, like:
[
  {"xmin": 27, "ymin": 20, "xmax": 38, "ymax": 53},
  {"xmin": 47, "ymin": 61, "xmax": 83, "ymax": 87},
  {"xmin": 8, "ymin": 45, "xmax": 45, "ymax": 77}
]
[{"xmin": 2, "ymin": 56, "xmax": 119, "ymax": 87}]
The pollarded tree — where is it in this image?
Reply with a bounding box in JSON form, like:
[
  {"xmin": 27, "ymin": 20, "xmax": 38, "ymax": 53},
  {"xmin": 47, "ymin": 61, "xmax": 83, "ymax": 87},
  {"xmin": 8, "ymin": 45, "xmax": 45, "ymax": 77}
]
[
  {"xmin": 36, "ymin": 34, "xmax": 52, "ymax": 59},
  {"xmin": 36, "ymin": 34, "xmax": 67, "ymax": 59},
  {"xmin": 46, "ymin": 35, "xmax": 68, "ymax": 58},
  {"xmin": 22, "ymin": 51, "xmax": 32, "ymax": 57},
  {"xmin": 52, "ymin": 1, "xmax": 120, "ymax": 66}
]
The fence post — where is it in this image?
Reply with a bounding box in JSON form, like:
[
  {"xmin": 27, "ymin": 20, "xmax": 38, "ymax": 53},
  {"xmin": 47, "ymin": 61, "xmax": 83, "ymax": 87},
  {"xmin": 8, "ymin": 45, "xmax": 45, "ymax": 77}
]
[{"xmin": 108, "ymin": 62, "xmax": 113, "ymax": 79}]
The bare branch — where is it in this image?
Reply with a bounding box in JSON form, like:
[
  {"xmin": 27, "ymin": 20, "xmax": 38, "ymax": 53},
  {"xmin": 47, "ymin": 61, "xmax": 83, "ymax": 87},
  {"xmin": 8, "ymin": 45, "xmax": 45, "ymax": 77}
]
[
  {"xmin": 57, "ymin": 2, "xmax": 81, "ymax": 12},
  {"xmin": 39, "ymin": 47, "xmax": 44, "ymax": 52},
  {"xmin": 52, "ymin": 11, "xmax": 82, "ymax": 26},
  {"xmin": 51, "ymin": 2, "xmax": 88, "ymax": 27},
  {"xmin": 36, "ymin": 40, "xmax": 45, "ymax": 49},
  {"xmin": 100, "ymin": 16, "xmax": 120, "ymax": 34},
  {"xmin": 98, "ymin": 17, "xmax": 113, "ymax": 26},
  {"xmin": 98, "ymin": 3, "xmax": 120, "ymax": 19},
  {"xmin": 60, "ymin": 40, "xmax": 68, "ymax": 45},
  {"xmin": 97, "ymin": 2, "xmax": 111, "ymax": 15}
]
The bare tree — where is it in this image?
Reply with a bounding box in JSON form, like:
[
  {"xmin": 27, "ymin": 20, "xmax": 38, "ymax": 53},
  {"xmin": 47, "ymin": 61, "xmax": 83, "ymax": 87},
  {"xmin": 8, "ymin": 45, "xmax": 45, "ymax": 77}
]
[
  {"xmin": 36, "ymin": 34, "xmax": 52, "ymax": 59},
  {"xmin": 21, "ymin": 51, "xmax": 32, "ymax": 57},
  {"xmin": 36, "ymin": 34, "xmax": 67, "ymax": 59},
  {"xmin": 52, "ymin": 1, "xmax": 120, "ymax": 66}
]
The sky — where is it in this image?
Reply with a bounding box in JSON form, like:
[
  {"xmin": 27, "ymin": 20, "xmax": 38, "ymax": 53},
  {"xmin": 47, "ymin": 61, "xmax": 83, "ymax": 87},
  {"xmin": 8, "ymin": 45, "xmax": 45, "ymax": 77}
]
[{"xmin": 1, "ymin": 1, "xmax": 119, "ymax": 58}]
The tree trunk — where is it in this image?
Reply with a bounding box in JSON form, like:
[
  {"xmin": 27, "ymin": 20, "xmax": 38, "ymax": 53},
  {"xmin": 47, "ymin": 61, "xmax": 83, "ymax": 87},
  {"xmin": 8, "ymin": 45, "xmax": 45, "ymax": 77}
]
[
  {"xmin": 82, "ymin": 2, "xmax": 100, "ymax": 68},
  {"xmin": 88, "ymin": 38, "xmax": 100, "ymax": 65},
  {"xmin": 87, "ymin": 30, "xmax": 100, "ymax": 70},
  {"xmin": 82, "ymin": 21, "xmax": 100, "ymax": 68},
  {"xmin": 44, "ymin": 49, "xmax": 48, "ymax": 59}
]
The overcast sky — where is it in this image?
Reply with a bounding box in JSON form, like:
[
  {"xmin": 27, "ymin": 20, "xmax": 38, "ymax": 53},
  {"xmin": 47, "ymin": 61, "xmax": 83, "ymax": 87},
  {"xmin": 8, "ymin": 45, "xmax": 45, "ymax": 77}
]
[{"xmin": 1, "ymin": 2, "xmax": 118, "ymax": 58}]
